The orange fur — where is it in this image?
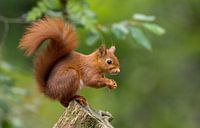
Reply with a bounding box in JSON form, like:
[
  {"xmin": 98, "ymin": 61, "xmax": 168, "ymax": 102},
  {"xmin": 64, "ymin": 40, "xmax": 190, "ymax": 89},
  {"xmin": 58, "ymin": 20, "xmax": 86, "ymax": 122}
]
[
  {"xmin": 19, "ymin": 17, "xmax": 120, "ymax": 107},
  {"xmin": 19, "ymin": 17, "xmax": 77, "ymax": 93}
]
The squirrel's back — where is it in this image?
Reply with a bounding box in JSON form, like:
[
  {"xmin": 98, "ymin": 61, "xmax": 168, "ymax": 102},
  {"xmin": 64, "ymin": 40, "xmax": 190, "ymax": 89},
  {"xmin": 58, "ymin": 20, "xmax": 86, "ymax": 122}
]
[{"xmin": 19, "ymin": 17, "xmax": 78, "ymax": 92}]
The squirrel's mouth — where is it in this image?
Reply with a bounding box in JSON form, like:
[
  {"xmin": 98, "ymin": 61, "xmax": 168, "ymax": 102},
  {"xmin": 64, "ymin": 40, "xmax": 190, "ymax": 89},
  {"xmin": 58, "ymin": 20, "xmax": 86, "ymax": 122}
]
[{"xmin": 110, "ymin": 68, "xmax": 120, "ymax": 75}]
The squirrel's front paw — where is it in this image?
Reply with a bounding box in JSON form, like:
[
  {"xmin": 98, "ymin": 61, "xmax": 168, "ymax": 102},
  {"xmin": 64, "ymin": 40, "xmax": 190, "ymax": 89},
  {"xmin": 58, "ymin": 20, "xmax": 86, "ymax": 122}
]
[{"xmin": 107, "ymin": 79, "xmax": 117, "ymax": 89}]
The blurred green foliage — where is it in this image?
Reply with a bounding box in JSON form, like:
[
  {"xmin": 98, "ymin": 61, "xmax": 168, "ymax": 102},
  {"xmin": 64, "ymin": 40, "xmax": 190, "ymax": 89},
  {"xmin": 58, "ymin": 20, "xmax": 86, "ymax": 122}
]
[
  {"xmin": 26, "ymin": 0, "xmax": 165, "ymax": 49},
  {"xmin": 0, "ymin": 0, "xmax": 200, "ymax": 128}
]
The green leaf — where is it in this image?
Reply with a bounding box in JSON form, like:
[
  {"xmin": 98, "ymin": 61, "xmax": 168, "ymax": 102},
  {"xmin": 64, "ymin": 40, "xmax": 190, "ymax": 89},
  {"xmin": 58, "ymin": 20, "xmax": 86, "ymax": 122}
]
[
  {"xmin": 68, "ymin": 0, "xmax": 97, "ymax": 32},
  {"xmin": 48, "ymin": 0, "xmax": 62, "ymax": 9},
  {"xmin": 26, "ymin": 0, "xmax": 62, "ymax": 21},
  {"xmin": 143, "ymin": 23, "xmax": 166, "ymax": 35},
  {"xmin": 130, "ymin": 27, "xmax": 152, "ymax": 50},
  {"xmin": 45, "ymin": 10, "xmax": 63, "ymax": 17},
  {"xmin": 86, "ymin": 32, "xmax": 100, "ymax": 46},
  {"xmin": 112, "ymin": 22, "xmax": 129, "ymax": 39},
  {"xmin": 133, "ymin": 13, "xmax": 156, "ymax": 22},
  {"xmin": 43, "ymin": 0, "xmax": 52, "ymax": 8},
  {"xmin": 26, "ymin": 7, "xmax": 42, "ymax": 21},
  {"xmin": 38, "ymin": 1, "xmax": 48, "ymax": 12},
  {"xmin": 98, "ymin": 25, "xmax": 110, "ymax": 33}
]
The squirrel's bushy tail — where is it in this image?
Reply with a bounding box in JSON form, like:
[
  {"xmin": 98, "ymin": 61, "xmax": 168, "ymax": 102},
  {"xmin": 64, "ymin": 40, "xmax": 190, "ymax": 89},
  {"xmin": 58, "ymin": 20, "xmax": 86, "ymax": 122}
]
[{"xmin": 19, "ymin": 17, "xmax": 78, "ymax": 92}]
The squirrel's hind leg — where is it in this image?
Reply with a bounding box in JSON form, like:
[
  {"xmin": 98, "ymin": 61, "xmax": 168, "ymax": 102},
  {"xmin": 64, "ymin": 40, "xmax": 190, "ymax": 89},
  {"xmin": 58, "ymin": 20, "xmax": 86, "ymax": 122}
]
[
  {"xmin": 61, "ymin": 95, "xmax": 87, "ymax": 107},
  {"xmin": 72, "ymin": 95, "xmax": 87, "ymax": 106},
  {"xmin": 47, "ymin": 69, "xmax": 80, "ymax": 107}
]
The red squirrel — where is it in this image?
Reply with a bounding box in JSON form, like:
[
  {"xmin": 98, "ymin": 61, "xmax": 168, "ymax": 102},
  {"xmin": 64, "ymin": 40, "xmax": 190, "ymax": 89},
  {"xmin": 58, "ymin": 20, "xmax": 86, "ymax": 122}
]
[{"xmin": 19, "ymin": 17, "xmax": 120, "ymax": 107}]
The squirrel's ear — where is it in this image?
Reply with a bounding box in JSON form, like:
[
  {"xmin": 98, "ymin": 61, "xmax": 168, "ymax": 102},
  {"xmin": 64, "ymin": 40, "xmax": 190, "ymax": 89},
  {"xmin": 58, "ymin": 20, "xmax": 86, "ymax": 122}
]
[
  {"xmin": 109, "ymin": 46, "xmax": 116, "ymax": 53},
  {"xmin": 98, "ymin": 44, "xmax": 107, "ymax": 57}
]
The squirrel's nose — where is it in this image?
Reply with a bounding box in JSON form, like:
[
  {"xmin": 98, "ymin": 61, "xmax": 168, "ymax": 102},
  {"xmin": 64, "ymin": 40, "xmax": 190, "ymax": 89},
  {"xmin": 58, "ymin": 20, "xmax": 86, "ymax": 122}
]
[
  {"xmin": 114, "ymin": 68, "xmax": 120, "ymax": 74},
  {"xmin": 111, "ymin": 68, "xmax": 120, "ymax": 75},
  {"xmin": 116, "ymin": 68, "xmax": 120, "ymax": 73}
]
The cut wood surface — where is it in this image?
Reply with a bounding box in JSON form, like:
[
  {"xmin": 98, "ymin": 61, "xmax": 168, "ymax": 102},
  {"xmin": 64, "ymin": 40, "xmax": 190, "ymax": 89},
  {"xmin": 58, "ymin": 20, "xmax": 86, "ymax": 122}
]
[{"xmin": 53, "ymin": 100, "xmax": 114, "ymax": 128}]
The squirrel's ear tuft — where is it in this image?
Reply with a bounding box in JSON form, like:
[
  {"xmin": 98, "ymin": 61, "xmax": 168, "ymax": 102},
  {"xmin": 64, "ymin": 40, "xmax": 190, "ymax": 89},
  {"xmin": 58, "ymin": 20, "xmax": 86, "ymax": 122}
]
[
  {"xmin": 98, "ymin": 44, "xmax": 107, "ymax": 57},
  {"xmin": 109, "ymin": 46, "xmax": 116, "ymax": 53}
]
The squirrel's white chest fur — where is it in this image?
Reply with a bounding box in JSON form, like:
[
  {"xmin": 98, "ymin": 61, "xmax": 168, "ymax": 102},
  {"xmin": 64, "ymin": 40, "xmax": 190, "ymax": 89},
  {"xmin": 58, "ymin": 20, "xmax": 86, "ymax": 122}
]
[{"xmin": 79, "ymin": 79, "xmax": 84, "ymax": 89}]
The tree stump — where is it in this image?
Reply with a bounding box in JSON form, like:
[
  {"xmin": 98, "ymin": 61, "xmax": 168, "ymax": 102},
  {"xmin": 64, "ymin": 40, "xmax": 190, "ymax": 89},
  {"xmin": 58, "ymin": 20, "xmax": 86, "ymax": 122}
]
[{"xmin": 53, "ymin": 100, "xmax": 114, "ymax": 128}]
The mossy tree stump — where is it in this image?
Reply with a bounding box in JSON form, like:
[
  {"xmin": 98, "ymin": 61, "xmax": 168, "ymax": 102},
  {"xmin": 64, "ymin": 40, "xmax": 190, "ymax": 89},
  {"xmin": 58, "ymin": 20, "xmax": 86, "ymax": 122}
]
[{"xmin": 53, "ymin": 100, "xmax": 114, "ymax": 128}]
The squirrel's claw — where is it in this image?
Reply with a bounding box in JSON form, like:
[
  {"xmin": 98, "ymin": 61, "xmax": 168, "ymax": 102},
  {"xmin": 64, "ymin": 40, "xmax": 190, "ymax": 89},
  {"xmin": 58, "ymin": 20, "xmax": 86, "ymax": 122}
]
[
  {"xmin": 73, "ymin": 95, "xmax": 88, "ymax": 106},
  {"xmin": 107, "ymin": 79, "xmax": 117, "ymax": 89}
]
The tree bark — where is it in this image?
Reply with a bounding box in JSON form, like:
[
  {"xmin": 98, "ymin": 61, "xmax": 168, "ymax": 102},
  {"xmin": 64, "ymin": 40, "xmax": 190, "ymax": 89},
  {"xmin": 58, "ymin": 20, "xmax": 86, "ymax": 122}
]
[{"xmin": 53, "ymin": 100, "xmax": 114, "ymax": 128}]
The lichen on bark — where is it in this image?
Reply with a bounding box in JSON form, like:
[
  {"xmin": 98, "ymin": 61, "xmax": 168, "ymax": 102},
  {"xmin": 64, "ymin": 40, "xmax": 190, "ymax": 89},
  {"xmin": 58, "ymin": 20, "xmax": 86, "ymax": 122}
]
[{"xmin": 53, "ymin": 100, "xmax": 114, "ymax": 128}]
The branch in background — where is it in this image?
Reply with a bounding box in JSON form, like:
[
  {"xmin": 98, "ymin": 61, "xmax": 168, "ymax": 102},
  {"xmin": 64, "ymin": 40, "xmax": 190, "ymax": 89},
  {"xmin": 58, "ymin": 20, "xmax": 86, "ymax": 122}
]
[
  {"xmin": 0, "ymin": 15, "xmax": 29, "ymax": 50},
  {"xmin": 59, "ymin": 0, "xmax": 68, "ymax": 20},
  {"xmin": 53, "ymin": 100, "xmax": 114, "ymax": 128},
  {"xmin": 0, "ymin": 17, "xmax": 9, "ymax": 50},
  {"xmin": 0, "ymin": 15, "xmax": 28, "ymax": 24}
]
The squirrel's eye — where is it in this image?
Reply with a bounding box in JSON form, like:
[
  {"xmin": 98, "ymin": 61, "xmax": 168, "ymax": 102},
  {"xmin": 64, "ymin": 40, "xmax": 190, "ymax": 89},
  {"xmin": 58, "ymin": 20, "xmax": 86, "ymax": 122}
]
[{"xmin": 106, "ymin": 59, "xmax": 112, "ymax": 65}]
